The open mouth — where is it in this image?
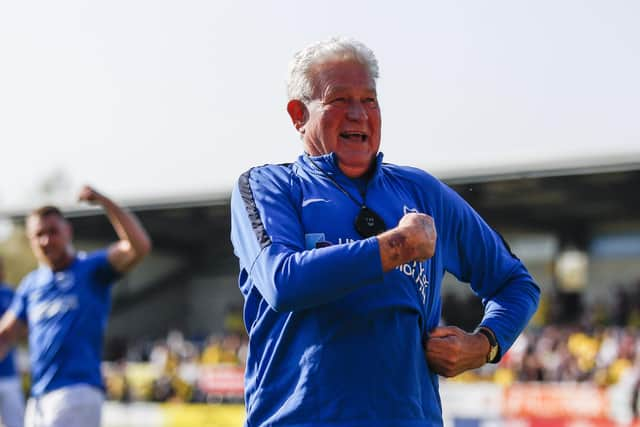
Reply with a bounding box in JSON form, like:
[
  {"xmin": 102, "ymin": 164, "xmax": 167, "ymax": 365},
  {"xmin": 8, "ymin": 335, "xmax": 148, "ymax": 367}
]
[{"xmin": 340, "ymin": 131, "xmax": 368, "ymax": 142}]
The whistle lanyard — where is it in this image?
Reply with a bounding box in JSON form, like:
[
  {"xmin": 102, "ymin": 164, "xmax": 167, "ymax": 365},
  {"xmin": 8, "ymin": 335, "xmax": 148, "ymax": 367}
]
[{"xmin": 307, "ymin": 156, "xmax": 387, "ymax": 238}]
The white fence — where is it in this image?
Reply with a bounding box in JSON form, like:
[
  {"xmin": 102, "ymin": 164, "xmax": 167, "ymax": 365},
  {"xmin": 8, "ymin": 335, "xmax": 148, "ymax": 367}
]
[{"xmin": 102, "ymin": 380, "xmax": 640, "ymax": 427}]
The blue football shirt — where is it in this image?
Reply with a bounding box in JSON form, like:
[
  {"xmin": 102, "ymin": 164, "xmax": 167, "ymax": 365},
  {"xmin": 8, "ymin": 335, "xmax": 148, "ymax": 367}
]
[{"xmin": 9, "ymin": 250, "xmax": 119, "ymax": 396}]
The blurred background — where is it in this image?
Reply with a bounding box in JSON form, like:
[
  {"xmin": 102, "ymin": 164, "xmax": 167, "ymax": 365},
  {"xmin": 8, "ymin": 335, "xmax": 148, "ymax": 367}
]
[{"xmin": 1, "ymin": 1, "xmax": 639, "ymax": 426}]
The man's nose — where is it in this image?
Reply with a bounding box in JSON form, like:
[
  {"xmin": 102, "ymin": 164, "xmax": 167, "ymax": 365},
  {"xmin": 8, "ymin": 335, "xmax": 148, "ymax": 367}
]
[
  {"xmin": 346, "ymin": 100, "xmax": 368, "ymax": 121},
  {"xmin": 39, "ymin": 235, "xmax": 49, "ymax": 246}
]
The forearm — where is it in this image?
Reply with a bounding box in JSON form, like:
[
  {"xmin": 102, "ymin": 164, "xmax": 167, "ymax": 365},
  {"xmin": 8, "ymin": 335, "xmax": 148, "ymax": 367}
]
[
  {"xmin": 0, "ymin": 313, "xmax": 25, "ymax": 360},
  {"xmin": 377, "ymin": 228, "xmax": 420, "ymax": 272},
  {"xmin": 99, "ymin": 196, "xmax": 151, "ymax": 257},
  {"xmin": 251, "ymin": 238, "xmax": 383, "ymax": 311},
  {"xmin": 479, "ymin": 268, "xmax": 541, "ymax": 360}
]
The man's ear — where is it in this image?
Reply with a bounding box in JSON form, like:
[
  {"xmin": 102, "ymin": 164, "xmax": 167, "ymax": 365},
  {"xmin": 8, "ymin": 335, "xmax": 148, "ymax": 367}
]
[{"xmin": 287, "ymin": 100, "xmax": 308, "ymax": 133}]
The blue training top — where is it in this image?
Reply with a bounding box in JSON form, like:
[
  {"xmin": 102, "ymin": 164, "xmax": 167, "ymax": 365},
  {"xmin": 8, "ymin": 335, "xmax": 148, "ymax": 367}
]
[
  {"xmin": 0, "ymin": 284, "xmax": 18, "ymax": 378},
  {"xmin": 9, "ymin": 250, "xmax": 119, "ymax": 396},
  {"xmin": 231, "ymin": 152, "xmax": 540, "ymax": 427}
]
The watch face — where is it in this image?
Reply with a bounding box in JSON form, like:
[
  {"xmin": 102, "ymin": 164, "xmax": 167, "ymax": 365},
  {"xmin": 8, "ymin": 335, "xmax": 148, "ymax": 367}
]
[
  {"xmin": 488, "ymin": 345, "xmax": 499, "ymax": 363},
  {"xmin": 477, "ymin": 327, "xmax": 499, "ymax": 363}
]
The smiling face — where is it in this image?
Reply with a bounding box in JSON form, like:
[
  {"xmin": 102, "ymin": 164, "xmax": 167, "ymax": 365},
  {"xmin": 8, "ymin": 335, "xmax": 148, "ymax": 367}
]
[{"xmin": 288, "ymin": 59, "xmax": 381, "ymax": 178}]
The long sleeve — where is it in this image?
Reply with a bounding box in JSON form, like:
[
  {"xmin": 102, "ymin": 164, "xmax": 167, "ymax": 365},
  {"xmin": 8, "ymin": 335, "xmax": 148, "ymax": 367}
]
[
  {"xmin": 439, "ymin": 182, "xmax": 540, "ymax": 360},
  {"xmin": 230, "ymin": 166, "xmax": 384, "ymax": 312}
]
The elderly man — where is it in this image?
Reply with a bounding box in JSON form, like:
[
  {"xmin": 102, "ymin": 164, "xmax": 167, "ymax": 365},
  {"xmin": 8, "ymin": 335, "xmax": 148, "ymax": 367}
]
[
  {"xmin": 0, "ymin": 186, "xmax": 151, "ymax": 427},
  {"xmin": 230, "ymin": 36, "xmax": 540, "ymax": 426}
]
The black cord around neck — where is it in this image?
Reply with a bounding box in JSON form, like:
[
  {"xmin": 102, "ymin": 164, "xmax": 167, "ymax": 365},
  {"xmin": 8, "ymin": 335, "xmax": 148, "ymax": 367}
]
[
  {"xmin": 307, "ymin": 156, "xmax": 366, "ymax": 208},
  {"xmin": 306, "ymin": 156, "xmax": 387, "ymax": 238}
]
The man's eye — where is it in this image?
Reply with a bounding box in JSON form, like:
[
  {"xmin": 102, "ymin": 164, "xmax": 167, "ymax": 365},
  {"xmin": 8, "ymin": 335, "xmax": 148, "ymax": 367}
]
[{"xmin": 330, "ymin": 97, "xmax": 347, "ymax": 104}]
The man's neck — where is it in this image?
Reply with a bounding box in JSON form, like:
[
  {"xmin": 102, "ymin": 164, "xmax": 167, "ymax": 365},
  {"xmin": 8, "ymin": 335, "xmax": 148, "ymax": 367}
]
[{"xmin": 49, "ymin": 252, "xmax": 76, "ymax": 272}]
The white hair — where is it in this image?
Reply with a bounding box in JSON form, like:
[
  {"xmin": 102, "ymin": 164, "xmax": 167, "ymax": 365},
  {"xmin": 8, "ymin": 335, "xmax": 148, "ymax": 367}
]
[{"xmin": 286, "ymin": 36, "xmax": 379, "ymax": 102}]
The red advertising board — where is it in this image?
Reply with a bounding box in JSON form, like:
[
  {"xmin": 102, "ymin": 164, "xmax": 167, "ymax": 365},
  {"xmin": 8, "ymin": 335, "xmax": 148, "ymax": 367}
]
[
  {"xmin": 453, "ymin": 417, "xmax": 640, "ymax": 427},
  {"xmin": 503, "ymin": 383, "xmax": 610, "ymax": 419},
  {"xmin": 503, "ymin": 417, "xmax": 640, "ymax": 427},
  {"xmin": 197, "ymin": 365, "xmax": 244, "ymax": 397}
]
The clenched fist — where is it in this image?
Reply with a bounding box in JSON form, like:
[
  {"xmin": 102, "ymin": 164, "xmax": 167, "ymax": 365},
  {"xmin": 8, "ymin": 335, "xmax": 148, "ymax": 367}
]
[
  {"xmin": 424, "ymin": 326, "xmax": 490, "ymax": 377},
  {"xmin": 397, "ymin": 213, "xmax": 437, "ymax": 262},
  {"xmin": 77, "ymin": 185, "xmax": 105, "ymax": 205},
  {"xmin": 378, "ymin": 212, "xmax": 437, "ymax": 272}
]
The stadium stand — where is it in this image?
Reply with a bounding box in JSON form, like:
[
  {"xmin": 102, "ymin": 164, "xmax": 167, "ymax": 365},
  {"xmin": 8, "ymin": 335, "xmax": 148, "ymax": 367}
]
[{"xmin": 1, "ymin": 160, "xmax": 640, "ymax": 426}]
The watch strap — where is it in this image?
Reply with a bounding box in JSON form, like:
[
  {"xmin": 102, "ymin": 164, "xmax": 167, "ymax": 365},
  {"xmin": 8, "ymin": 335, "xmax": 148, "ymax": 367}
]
[{"xmin": 476, "ymin": 327, "xmax": 499, "ymax": 363}]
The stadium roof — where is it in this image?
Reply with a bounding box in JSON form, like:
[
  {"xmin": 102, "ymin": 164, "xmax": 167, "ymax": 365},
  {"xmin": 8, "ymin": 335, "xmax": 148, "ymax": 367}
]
[
  {"xmin": 4, "ymin": 157, "xmax": 638, "ymax": 337},
  {"xmin": 1, "ymin": 156, "xmax": 639, "ymax": 249}
]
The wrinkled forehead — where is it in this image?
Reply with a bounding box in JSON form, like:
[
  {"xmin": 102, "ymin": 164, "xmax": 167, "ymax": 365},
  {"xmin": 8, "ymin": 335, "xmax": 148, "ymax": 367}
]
[
  {"xmin": 26, "ymin": 213, "xmax": 68, "ymax": 236},
  {"xmin": 309, "ymin": 59, "xmax": 376, "ymax": 96}
]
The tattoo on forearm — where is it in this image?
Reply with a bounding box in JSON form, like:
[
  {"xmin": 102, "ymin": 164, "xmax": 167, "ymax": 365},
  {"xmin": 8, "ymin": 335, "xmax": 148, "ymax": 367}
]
[
  {"xmin": 387, "ymin": 233, "xmax": 406, "ymax": 249},
  {"xmin": 385, "ymin": 233, "xmax": 409, "ymax": 263}
]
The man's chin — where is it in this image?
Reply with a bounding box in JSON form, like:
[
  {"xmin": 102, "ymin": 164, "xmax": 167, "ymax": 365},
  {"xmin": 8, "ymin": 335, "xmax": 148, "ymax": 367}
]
[
  {"xmin": 41, "ymin": 257, "xmax": 56, "ymax": 268},
  {"xmin": 337, "ymin": 158, "xmax": 376, "ymax": 178},
  {"xmin": 40, "ymin": 254, "xmax": 62, "ymax": 269}
]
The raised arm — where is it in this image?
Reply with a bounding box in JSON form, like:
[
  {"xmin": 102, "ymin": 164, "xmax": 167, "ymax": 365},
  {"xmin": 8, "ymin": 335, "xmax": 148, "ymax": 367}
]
[{"xmin": 78, "ymin": 185, "xmax": 152, "ymax": 273}]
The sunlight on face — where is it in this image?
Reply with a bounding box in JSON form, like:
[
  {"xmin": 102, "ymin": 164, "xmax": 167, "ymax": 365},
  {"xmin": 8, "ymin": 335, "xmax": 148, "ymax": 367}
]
[{"xmin": 302, "ymin": 60, "xmax": 382, "ymax": 178}]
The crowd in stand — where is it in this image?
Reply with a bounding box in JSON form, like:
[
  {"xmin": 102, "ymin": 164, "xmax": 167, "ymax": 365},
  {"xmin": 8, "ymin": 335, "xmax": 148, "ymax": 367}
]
[
  {"xmin": 463, "ymin": 324, "xmax": 640, "ymax": 387},
  {"xmin": 97, "ymin": 279, "xmax": 640, "ymax": 404},
  {"xmin": 444, "ymin": 278, "xmax": 640, "ymax": 389},
  {"xmin": 102, "ymin": 329, "xmax": 248, "ymax": 403}
]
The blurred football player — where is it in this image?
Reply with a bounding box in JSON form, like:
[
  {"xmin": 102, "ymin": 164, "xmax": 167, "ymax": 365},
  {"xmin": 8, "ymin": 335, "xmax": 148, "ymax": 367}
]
[{"xmin": 0, "ymin": 186, "xmax": 151, "ymax": 427}]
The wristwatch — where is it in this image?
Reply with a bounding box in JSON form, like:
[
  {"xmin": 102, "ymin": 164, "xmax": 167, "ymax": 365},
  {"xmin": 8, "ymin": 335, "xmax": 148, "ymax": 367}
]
[{"xmin": 476, "ymin": 327, "xmax": 499, "ymax": 363}]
